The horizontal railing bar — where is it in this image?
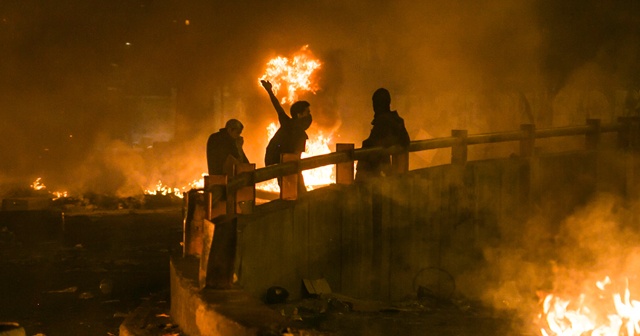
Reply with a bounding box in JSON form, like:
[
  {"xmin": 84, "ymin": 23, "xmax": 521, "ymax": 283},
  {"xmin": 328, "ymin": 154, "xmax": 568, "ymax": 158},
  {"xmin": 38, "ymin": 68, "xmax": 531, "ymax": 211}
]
[
  {"xmin": 226, "ymin": 121, "xmax": 626, "ymax": 192},
  {"xmin": 409, "ymin": 137, "xmax": 458, "ymax": 152},
  {"xmin": 535, "ymin": 125, "xmax": 591, "ymax": 138},
  {"xmin": 601, "ymin": 124, "xmax": 620, "ymax": 133},
  {"xmin": 299, "ymin": 151, "xmax": 352, "ymax": 171},
  {"xmin": 467, "ymin": 131, "xmax": 523, "ymax": 145}
]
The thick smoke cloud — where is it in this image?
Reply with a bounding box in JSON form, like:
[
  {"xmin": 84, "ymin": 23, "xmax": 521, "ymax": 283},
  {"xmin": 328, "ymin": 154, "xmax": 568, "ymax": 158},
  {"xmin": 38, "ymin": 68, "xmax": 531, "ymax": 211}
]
[{"xmin": 0, "ymin": 0, "xmax": 638, "ymax": 197}]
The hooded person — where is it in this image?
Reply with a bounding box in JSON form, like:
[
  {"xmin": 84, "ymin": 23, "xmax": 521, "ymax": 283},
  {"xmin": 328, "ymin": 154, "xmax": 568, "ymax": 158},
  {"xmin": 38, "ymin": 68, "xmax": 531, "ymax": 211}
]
[
  {"xmin": 355, "ymin": 88, "xmax": 410, "ymax": 181},
  {"xmin": 261, "ymin": 80, "xmax": 312, "ymax": 193}
]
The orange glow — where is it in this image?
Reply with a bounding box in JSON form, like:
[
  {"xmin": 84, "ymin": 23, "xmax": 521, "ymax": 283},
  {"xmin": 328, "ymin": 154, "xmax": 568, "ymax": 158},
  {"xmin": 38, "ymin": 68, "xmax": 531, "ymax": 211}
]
[
  {"xmin": 538, "ymin": 276, "xmax": 640, "ymax": 335},
  {"xmin": 29, "ymin": 177, "xmax": 68, "ymax": 200},
  {"xmin": 256, "ymin": 45, "xmax": 331, "ymax": 193},
  {"xmin": 144, "ymin": 175, "xmax": 205, "ymax": 198},
  {"xmin": 259, "ymin": 45, "xmax": 322, "ymax": 105},
  {"xmin": 301, "ymin": 130, "xmax": 334, "ymax": 190},
  {"xmin": 256, "ymin": 122, "xmax": 335, "ymax": 193},
  {"xmin": 30, "ymin": 177, "xmax": 46, "ymax": 191}
]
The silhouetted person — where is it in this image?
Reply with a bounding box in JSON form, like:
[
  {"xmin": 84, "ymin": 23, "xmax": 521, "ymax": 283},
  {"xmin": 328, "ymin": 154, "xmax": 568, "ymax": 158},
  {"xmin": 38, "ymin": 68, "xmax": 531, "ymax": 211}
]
[
  {"xmin": 207, "ymin": 119, "xmax": 249, "ymax": 176},
  {"xmin": 355, "ymin": 88, "xmax": 410, "ymax": 182},
  {"xmin": 261, "ymin": 80, "xmax": 312, "ymax": 193}
]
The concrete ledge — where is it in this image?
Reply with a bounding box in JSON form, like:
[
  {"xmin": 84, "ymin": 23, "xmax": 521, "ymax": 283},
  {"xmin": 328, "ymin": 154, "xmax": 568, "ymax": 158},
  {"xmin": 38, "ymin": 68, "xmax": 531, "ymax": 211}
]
[{"xmin": 169, "ymin": 255, "xmax": 286, "ymax": 336}]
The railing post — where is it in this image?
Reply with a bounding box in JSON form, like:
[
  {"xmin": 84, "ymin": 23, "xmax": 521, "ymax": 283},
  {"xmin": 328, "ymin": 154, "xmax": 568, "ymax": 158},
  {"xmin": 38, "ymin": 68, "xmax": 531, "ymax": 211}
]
[
  {"xmin": 586, "ymin": 119, "xmax": 601, "ymax": 150},
  {"xmin": 451, "ymin": 130, "xmax": 468, "ymax": 165},
  {"xmin": 281, "ymin": 153, "xmax": 299, "ymax": 200},
  {"xmin": 200, "ymin": 168, "xmax": 244, "ymax": 289},
  {"xmin": 391, "ymin": 150, "xmax": 409, "ymax": 175},
  {"xmin": 232, "ymin": 163, "xmax": 256, "ymax": 214},
  {"xmin": 205, "ymin": 175, "xmax": 227, "ymax": 220},
  {"xmin": 336, "ymin": 143, "xmax": 355, "ymax": 185},
  {"xmin": 617, "ymin": 117, "xmax": 632, "ymax": 150},
  {"xmin": 520, "ymin": 124, "xmax": 535, "ymax": 158},
  {"xmin": 620, "ymin": 117, "xmax": 640, "ymax": 203},
  {"xmin": 182, "ymin": 189, "xmax": 204, "ymax": 257},
  {"xmin": 632, "ymin": 117, "xmax": 640, "ymax": 151},
  {"xmin": 519, "ymin": 124, "xmax": 535, "ymax": 215},
  {"xmin": 200, "ymin": 216, "xmax": 237, "ymax": 290}
]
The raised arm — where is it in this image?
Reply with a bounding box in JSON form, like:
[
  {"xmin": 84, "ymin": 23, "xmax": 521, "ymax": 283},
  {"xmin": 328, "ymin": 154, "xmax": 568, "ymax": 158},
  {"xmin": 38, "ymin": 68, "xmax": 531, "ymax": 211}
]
[{"xmin": 260, "ymin": 80, "xmax": 289, "ymax": 124}]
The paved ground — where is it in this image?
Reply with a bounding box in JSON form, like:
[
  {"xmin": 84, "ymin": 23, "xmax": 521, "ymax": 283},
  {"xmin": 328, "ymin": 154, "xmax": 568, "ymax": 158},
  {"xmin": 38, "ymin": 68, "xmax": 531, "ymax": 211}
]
[
  {"xmin": 0, "ymin": 207, "xmax": 183, "ymax": 336},
  {"xmin": 0, "ymin": 206, "xmax": 536, "ymax": 336}
]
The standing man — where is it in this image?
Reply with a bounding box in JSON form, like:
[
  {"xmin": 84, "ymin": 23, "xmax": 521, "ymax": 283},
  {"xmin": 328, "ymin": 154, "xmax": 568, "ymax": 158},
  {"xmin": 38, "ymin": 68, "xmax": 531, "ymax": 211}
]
[
  {"xmin": 206, "ymin": 118, "xmax": 249, "ymax": 176},
  {"xmin": 356, "ymin": 88, "xmax": 410, "ymax": 182},
  {"xmin": 260, "ymin": 80, "xmax": 312, "ymax": 193}
]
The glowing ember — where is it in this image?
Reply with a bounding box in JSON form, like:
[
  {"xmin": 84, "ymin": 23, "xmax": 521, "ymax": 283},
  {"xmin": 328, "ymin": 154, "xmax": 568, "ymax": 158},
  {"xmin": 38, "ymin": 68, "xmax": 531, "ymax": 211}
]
[
  {"xmin": 30, "ymin": 177, "xmax": 46, "ymax": 191},
  {"xmin": 538, "ymin": 276, "xmax": 640, "ymax": 335},
  {"xmin": 190, "ymin": 176, "xmax": 205, "ymax": 189},
  {"xmin": 259, "ymin": 45, "xmax": 322, "ymax": 105},
  {"xmin": 144, "ymin": 176, "xmax": 205, "ymax": 199},
  {"xmin": 51, "ymin": 191, "xmax": 68, "ymax": 200},
  {"xmin": 30, "ymin": 177, "xmax": 68, "ymax": 200}
]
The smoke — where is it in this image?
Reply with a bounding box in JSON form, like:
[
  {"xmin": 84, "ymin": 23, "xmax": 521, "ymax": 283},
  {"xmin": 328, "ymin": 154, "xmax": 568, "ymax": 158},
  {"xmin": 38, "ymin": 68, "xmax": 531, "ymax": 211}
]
[
  {"xmin": 1, "ymin": 0, "xmax": 639, "ymax": 197},
  {"xmin": 451, "ymin": 189, "xmax": 640, "ymax": 333}
]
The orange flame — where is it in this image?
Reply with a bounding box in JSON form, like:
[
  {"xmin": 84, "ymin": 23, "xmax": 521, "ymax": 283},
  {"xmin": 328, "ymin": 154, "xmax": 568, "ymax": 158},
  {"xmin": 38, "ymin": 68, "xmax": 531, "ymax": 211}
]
[
  {"xmin": 30, "ymin": 177, "xmax": 68, "ymax": 200},
  {"xmin": 259, "ymin": 45, "xmax": 322, "ymax": 105},
  {"xmin": 30, "ymin": 177, "xmax": 46, "ymax": 191},
  {"xmin": 256, "ymin": 46, "xmax": 331, "ymax": 193},
  {"xmin": 256, "ymin": 123, "xmax": 335, "ymax": 193},
  {"xmin": 538, "ymin": 276, "xmax": 640, "ymax": 335},
  {"xmin": 144, "ymin": 175, "xmax": 205, "ymax": 198}
]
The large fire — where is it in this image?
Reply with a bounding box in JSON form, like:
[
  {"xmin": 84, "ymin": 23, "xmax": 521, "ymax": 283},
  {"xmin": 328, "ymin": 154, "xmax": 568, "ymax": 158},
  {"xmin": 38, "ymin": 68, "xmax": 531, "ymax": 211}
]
[
  {"xmin": 538, "ymin": 276, "xmax": 640, "ymax": 335},
  {"xmin": 259, "ymin": 45, "xmax": 322, "ymax": 105},
  {"xmin": 37, "ymin": 46, "xmax": 330, "ymax": 202},
  {"xmin": 256, "ymin": 46, "xmax": 335, "ymax": 192}
]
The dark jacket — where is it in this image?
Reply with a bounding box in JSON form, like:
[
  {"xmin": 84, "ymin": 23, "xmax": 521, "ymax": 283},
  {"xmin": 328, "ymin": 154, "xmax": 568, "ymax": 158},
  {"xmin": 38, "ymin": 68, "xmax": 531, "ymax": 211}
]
[
  {"xmin": 265, "ymin": 115, "xmax": 308, "ymax": 166},
  {"xmin": 356, "ymin": 110, "xmax": 410, "ymax": 179},
  {"xmin": 207, "ymin": 128, "xmax": 249, "ymax": 175}
]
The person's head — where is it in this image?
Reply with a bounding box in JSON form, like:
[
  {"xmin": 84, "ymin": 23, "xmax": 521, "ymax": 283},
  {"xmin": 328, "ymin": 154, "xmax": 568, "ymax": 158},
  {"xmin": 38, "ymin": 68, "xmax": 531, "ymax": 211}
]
[
  {"xmin": 372, "ymin": 88, "xmax": 391, "ymax": 114},
  {"xmin": 224, "ymin": 119, "xmax": 244, "ymax": 139},
  {"xmin": 290, "ymin": 101, "xmax": 311, "ymax": 118},
  {"xmin": 290, "ymin": 101, "xmax": 312, "ymax": 130}
]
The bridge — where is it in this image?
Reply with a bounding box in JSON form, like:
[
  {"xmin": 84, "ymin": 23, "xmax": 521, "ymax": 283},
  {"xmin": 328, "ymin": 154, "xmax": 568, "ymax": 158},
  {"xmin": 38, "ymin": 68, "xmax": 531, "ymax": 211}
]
[{"xmin": 168, "ymin": 117, "xmax": 640, "ymax": 335}]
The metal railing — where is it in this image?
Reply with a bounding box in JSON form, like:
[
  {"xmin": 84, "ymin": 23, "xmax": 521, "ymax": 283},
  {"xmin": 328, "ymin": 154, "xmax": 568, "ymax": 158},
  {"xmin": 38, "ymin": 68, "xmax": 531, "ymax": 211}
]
[
  {"xmin": 197, "ymin": 117, "xmax": 640, "ymax": 218},
  {"xmin": 185, "ymin": 117, "xmax": 640, "ymax": 288}
]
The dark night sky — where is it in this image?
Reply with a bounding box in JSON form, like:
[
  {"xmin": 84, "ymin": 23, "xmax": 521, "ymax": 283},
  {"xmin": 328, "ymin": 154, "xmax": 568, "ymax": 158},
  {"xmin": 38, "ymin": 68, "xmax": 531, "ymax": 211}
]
[{"xmin": 0, "ymin": 0, "xmax": 639, "ymax": 196}]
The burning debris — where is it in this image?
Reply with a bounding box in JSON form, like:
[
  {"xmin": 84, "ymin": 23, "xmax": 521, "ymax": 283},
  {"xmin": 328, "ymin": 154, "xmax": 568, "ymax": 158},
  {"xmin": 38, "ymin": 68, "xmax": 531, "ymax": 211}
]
[
  {"xmin": 1, "ymin": 178, "xmax": 183, "ymax": 212},
  {"xmin": 538, "ymin": 276, "xmax": 640, "ymax": 336}
]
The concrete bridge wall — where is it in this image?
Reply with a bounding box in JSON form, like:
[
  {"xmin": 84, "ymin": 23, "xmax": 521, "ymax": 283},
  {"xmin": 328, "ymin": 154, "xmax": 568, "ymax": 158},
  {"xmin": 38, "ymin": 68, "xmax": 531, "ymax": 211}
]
[{"xmin": 235, "ymin": 147, "xmax": 630, "ymax": 302}]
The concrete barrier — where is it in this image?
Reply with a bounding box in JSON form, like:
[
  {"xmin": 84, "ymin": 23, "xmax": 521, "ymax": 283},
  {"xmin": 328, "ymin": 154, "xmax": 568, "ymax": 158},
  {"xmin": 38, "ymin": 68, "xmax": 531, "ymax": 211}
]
[{"xmin": 169, "ymin": 256, "xmax": 285, "ymax": 336}]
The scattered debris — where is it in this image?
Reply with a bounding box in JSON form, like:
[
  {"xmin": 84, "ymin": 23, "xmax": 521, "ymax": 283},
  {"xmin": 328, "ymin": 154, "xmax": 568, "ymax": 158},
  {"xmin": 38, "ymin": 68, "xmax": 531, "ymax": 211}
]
[
  {"xmin": 45, "ymin": 286, "xmax": 77, "ymax": 294},
  {"xmin": 302, "ymin": 278, "xmax": 331, "ymax": 297},
  {"xmin": 78, "ymin": 292, "xmax": 94, "ymax": 299},
  {"xmin": 266, "ymin": 286, "xmax": 289, "ymax": 304},
  {"xmin": 99, "ymin": 278, "xmax": 114, "ymax": 295}
]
